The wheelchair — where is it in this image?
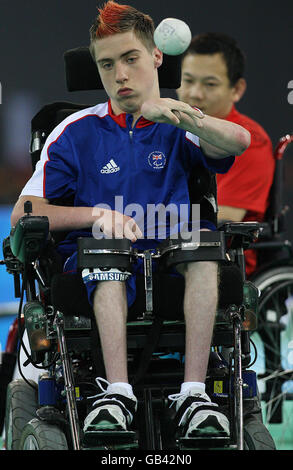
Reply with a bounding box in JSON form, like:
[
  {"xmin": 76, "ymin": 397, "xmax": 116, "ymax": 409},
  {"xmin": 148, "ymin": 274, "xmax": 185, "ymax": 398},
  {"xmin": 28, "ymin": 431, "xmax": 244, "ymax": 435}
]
[
  {"xmin": 246, "ymin": 133, "xmax": 293, "ymax": 424},
  {"xmin": 2, "ymin": 206, "xmax": 273, "ymax": 451},
  {"xmin": 0, "ymin": 47, "xmax": 279, "ymax": 451}
]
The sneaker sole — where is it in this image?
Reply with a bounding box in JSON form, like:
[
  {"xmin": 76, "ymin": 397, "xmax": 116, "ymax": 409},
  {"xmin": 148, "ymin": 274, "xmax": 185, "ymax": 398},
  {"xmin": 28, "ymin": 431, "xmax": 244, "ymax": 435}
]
[
  {"xmin": 178, "ymin": 436, "xmax": 231, "ymax": 449},
  {"xmin": 83, "ymin": 429, "xmax": 137, "ymax": 447},
  {"xmin": 188, "ymin": 415, "xmax": 229, "ymax": 437}
]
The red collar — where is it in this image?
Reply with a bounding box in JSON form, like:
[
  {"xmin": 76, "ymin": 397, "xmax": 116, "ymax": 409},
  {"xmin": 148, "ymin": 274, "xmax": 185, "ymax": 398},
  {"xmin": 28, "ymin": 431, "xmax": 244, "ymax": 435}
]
[
  {"xmin": 107, "ymin": 100, "xmax": 154, "ymax": 128},
  {"xmin": 224, "ymin": 105, "xmax": 241, "ymax": 123}
]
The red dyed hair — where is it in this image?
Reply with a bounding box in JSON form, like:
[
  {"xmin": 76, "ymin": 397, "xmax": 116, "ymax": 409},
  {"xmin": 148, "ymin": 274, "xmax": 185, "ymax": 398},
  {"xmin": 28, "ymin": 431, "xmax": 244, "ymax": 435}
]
[
  {"xmin": 89, "ymin": 1, "xmax": 155, "ymax": 55},
  {"xmin": 94, "ymin": 1, "xmax": 130, "ymax": 37}
]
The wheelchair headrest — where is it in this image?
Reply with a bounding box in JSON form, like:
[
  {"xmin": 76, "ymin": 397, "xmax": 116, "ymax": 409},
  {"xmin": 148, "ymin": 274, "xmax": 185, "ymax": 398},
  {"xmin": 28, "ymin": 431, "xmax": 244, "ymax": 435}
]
[{"xmin": 64, "ymin": 47, "xmax": 182, "ymax": 91}]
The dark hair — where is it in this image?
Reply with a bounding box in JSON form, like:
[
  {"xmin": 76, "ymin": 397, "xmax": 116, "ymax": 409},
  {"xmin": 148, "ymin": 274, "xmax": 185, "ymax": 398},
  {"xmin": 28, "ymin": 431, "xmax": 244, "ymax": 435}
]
[
  {"xmin": 183, "ymin": 32, "xmax": 246, "ymax": 86},
  {"xmin": 89, "ymin": 1, "xmax": 155, "ymax": 58}
]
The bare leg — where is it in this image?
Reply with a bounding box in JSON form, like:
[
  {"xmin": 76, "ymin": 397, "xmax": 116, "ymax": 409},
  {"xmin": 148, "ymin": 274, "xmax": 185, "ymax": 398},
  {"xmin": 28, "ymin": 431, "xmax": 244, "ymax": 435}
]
[
  {"xmin": 92, "ymin": 260, "xmax": 218, "ymax": 385},
  {"xmin": 93, "ymin": 281, "xmax": 128, "ymax": 383},
  {"xmin": 182, "ymin": 261, "xmax": 218, "ymax": 383}
]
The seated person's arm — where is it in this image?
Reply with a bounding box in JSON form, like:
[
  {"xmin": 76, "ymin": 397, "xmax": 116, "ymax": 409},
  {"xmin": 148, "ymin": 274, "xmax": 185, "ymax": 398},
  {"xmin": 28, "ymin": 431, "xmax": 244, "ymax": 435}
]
[
  {"xmin": 11, "ymin": 195, "xmax": 95, "ymax": 231},
  {"xmin": 11, "ymin": 195, "xmax": 141, "ymax": 242},
  {"xmin": 195, "ymin": 114, "xmax": 250, "ymax": 159},
  {"xmin": 141, "ymin": 98, "xmax": 251, "ymax": 158},
  {"xmin": 218, "ymin": 205, "xmax": 246, "ymax": 223}
]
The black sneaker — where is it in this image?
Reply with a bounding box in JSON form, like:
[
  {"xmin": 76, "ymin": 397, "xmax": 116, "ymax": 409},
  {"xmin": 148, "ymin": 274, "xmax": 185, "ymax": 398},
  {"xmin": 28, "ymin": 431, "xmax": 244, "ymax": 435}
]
[
  {"xmin": 83, "ymin": 378, "xmax": 137, "ymax": 433},
  {"xmin": 169, "ymin": 388, "xmax": 230, "ymax": 438}
]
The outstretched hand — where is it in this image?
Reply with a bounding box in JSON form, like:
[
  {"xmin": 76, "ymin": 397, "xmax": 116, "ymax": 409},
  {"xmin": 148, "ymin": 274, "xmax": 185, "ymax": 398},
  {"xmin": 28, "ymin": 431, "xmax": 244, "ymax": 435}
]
[{"xmin": 141, "ymin": 98, "xmax": 204, "ymax": 129}]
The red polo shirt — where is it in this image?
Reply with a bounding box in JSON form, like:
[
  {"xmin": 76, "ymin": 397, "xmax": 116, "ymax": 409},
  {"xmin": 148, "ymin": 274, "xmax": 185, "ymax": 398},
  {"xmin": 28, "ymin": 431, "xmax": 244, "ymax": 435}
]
[{"xmin": 216, "ymin": 106, "xmax": 275, "ymax": 276}]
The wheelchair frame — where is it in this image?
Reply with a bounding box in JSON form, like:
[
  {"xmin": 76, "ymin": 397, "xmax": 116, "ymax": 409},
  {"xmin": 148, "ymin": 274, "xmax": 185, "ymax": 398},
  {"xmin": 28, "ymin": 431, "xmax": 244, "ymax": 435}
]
[{"xmin": 2, "ymin": 207, "xmax": 272, "ymax": 450}]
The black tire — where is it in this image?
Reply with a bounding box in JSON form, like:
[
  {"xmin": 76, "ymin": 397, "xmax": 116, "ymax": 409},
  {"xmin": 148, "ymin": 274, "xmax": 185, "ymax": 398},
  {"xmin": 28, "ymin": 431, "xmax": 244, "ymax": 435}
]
[
  {"xmin": 19, "ymin": 418, "xmax": 68, "ymax": 450},
  {"xmin": 4, "ymin": 379, "xmax": 38, "ymax": 450},
  {"xmin": 0, "ymin": 352, "xmax": 17, "ymax": 434},
  {"xmin": 252, "ymin": 266, "xmax": 293, "ymax": 292},
  {"xmin": 244, "ymin": 416, "xmax": 276, "ymax": 450}
]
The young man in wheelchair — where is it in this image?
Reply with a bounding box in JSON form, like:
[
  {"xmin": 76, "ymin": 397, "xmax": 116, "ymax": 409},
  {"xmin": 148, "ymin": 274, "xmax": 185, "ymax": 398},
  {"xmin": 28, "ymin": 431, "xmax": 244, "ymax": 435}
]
[{"xmin": 11, "ymin": 1, "xmax": 251, "ymax": 442}]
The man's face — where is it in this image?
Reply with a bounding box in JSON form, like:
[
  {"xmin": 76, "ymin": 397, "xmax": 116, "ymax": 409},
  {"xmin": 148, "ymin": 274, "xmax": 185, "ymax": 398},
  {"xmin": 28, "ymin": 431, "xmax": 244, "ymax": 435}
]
[
  {"xmin": 92, "ymin": 30, "xmax": 162, "ymax": 117},
  {"xmin": 177, "ymin": 52, "xmax": 239, "ymax": 118}
]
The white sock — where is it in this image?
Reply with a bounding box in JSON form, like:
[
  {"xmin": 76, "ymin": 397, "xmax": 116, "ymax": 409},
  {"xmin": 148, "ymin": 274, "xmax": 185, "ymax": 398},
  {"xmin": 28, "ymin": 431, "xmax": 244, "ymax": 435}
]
[
  {"xmin": 180, "ymin": 381, "xmax": 205, "ymax": 394},
  {"xmin": 108, "ymin": 382, "xmax": 134, "ymax": 397}
]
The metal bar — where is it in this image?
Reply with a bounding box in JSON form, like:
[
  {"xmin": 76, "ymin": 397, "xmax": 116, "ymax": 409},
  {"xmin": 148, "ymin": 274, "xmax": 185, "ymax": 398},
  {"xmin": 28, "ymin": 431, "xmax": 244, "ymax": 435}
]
[
  {"xmin": 83, "ymin": 248, "xmax": 133, "ymax": 255},
  {"xmin": 232, "ymin": 311, "xmax": 244, "ymax": 450},
  {"xmin": 144, "ymin": 251, "xmax": 153, "ymax": 316},
  {"xmin": 33, "ymin": 261, "xmax": 47, "ymax": 287},
  {"xmin": 55, "ymin": 313, "xmax": 81, "ymax": 450},
  {"xmin": 144, "ymin": 388, "xmax": 156, "ymax": 450},
  {"xmin": 158, "ymin": 241, "xmax": 221, "ymax": 256}
]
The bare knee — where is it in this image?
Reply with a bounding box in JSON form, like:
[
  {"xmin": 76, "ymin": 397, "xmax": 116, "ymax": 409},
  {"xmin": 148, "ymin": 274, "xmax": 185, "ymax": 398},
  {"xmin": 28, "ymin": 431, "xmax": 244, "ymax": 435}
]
[
  {"xmin": 181, "ymin": 261, "xmax": 218, "ymax": 284},
  {"xmin": 183, "ymin": 261, "xmax": 219, "ymax": 307},
  {"xmin": 93, "ymin": 281, "xmax": 127, "ymax": 312}
]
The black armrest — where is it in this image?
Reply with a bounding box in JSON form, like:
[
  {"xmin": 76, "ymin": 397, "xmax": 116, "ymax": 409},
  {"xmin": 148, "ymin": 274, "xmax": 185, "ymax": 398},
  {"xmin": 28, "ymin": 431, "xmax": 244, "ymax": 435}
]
[
  {"xmin": 10, "ymin": 215, "xmax": 49, "ymax": 264},
  {"xmin": 218, "ymin": 221, "xmax": 261, "ymax": 250}
]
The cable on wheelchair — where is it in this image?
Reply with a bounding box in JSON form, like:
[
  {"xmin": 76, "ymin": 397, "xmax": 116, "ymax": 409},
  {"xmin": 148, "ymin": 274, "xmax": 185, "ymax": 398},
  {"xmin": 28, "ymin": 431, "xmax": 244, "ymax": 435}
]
[
  {"xmin": 16, "ymin": 275, "xmax": 59, "ymax": 390},
  {"xmin": 243, "ymin": 336, "xmax": 258, "ymax": 369},
  {"xmin": 16, "ymin": 280, "xmax": 38, "ymax": 391}
]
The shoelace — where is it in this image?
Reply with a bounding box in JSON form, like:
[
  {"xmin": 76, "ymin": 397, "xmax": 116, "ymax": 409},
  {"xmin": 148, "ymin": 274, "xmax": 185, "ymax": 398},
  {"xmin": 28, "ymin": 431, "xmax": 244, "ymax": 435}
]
[
  {"xmin": 168, "ymin": 391, "xmax": 208, "ymax": 407},
  {"xmin": 168, "ymin": 391, "xmax": 217, "ymax": 427},
  {"xmin": 87, "ymin": 377, "xmax": 111, "ymax": 401},
  {"xmin": 87, "ymin": 377, "xmax": 135, "ymax": 423}
]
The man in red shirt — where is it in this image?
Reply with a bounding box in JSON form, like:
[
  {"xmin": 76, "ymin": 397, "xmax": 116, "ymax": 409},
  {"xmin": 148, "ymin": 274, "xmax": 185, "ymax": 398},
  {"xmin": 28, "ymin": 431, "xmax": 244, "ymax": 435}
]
[{"xmin": 177, "ymin": 32, "xmax": 275, "ymax": 276}]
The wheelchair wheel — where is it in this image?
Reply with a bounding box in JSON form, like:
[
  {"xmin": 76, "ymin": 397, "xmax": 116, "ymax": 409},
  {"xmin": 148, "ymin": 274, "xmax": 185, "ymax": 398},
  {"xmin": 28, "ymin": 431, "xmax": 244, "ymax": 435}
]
[
  {"xmin": 4, "ymin": 379, "xmax": 38, "ymax": 450},
  {"xmin": 243, "ymin": 416, "xmax": 276, "ymax": 450},
  {"xmin": 252, "ymin": 266, "xmax": 293, "ymax": 424},
  {"xmin": 19, "ymin": 418, "xmax": 68, "ymax": 450}
]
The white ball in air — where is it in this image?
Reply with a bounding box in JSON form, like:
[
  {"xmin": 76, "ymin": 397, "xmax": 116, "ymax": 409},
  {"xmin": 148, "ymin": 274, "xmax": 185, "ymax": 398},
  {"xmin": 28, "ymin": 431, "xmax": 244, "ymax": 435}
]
[{"xmin": 154, "ymin": 18, "xmax": 192, "ymax": 56}]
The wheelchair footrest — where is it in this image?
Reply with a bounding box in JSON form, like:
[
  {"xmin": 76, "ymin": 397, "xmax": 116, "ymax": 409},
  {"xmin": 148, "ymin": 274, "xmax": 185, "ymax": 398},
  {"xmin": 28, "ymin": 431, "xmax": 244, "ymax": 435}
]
[
  {"xmin": 178, "ymin": 435, "xmax": 231, "ymax": 449},
  {"xmin": 82, "ymin": 429, "xmax": 138, "ymax": 449}
]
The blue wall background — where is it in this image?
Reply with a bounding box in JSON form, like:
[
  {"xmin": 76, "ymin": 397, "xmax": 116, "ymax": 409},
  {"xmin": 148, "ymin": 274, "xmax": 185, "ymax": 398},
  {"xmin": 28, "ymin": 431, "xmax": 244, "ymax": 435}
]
[{"xmin": 0, "ymin": 206, "xmax": 17, "ymax": 350}]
